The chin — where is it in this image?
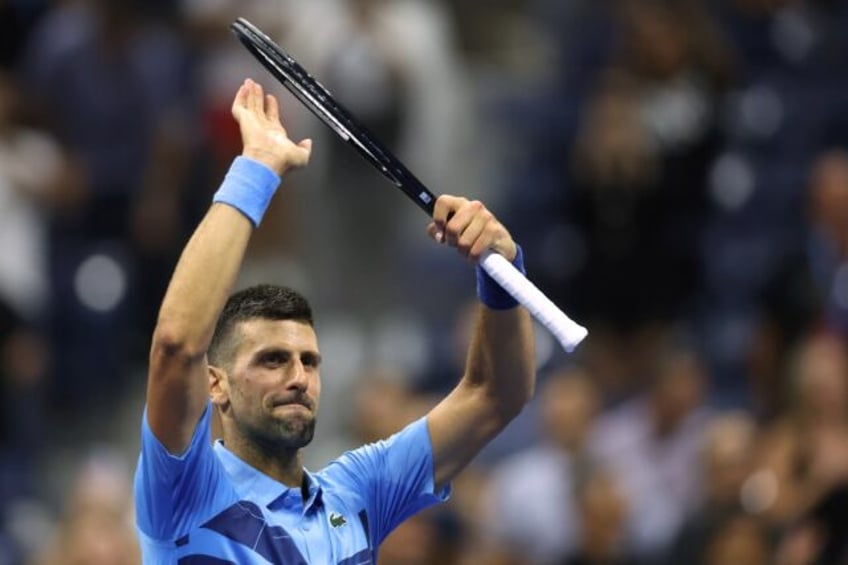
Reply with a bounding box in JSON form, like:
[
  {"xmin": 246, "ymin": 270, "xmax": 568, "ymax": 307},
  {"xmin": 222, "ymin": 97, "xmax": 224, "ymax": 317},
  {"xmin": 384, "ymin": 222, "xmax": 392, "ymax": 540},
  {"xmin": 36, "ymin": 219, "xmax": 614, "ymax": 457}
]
[{"xmin": 271, "ymin": 417, "xmax": 317, "ymax": 449}]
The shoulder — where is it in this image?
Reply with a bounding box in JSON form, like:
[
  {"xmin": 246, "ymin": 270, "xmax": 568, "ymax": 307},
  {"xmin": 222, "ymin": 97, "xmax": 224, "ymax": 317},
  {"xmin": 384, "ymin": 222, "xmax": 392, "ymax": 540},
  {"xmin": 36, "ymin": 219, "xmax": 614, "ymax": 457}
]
[
  {"xmin": 316, "ymin": 417, "xmax": 432, "ymax": 486},
  {"xmin": 135, "ymin": 403, "xmax": 240, "ymax": 540}
]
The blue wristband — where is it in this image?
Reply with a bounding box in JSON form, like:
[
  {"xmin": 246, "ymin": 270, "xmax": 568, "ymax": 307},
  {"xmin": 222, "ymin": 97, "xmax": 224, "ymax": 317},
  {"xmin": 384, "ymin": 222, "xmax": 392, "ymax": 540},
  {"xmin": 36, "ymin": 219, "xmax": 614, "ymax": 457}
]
[
  {"xmin": 212, "ymin": 156, "xmax": 281, "ymax": 227},
  {"xmin": 476, "ymin": 244, "xmax": 525, "ymax": 310}
]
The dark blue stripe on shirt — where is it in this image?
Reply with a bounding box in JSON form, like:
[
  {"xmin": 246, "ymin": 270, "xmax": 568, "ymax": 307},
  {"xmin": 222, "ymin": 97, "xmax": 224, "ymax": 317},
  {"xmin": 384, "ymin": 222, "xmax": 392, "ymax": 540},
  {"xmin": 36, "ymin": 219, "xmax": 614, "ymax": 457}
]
[
  {"xmin": 337, "ymin": 548, "xmax": 373, "ymax": 565},
  {"xmin": 200, "ymin": 500, "xmax": 307, "ymax": 564},
  {"xmin": 178, "ymin": 556, "xmax": 236, "ymax": 564}
]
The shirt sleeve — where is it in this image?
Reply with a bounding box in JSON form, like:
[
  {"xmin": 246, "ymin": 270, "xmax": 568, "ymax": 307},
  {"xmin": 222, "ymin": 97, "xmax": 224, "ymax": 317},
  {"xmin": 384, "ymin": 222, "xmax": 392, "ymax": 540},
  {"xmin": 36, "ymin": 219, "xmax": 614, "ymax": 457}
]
[
  {"xmin": 327, "ymin": 416, "xmax": 451, "ymax": 546},
  {"xmin": 134, "ymin": 401, "xmax": 232, "ymax": 541}
]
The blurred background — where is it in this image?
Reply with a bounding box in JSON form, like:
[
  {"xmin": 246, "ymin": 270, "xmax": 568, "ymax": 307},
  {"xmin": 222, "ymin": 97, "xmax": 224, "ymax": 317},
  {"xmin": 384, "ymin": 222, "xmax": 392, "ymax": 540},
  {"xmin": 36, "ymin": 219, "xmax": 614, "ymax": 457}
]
[{"xmin": 1, "ymin": 0, "xmax": 848, "ymax": 563}]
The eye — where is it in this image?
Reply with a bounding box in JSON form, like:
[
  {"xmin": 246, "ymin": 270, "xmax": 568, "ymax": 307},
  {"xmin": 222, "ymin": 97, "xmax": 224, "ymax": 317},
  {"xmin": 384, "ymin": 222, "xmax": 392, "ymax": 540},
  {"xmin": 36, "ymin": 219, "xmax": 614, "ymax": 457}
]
[
  {"xmin": 302, "ymin": 353, "xmax": 321, "ymax": 369},
  {"xmin": 261, "ymin": 351, "xmax": 289, "ymax": 367}
]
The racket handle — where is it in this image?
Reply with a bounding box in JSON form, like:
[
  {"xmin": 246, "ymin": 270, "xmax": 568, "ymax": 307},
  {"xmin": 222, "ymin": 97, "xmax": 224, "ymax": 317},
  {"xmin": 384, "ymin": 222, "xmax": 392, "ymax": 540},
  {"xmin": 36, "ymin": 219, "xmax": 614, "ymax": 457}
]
[{"xmin": 479, "ymin": 250, "xmax": 588, "ymax": 352}]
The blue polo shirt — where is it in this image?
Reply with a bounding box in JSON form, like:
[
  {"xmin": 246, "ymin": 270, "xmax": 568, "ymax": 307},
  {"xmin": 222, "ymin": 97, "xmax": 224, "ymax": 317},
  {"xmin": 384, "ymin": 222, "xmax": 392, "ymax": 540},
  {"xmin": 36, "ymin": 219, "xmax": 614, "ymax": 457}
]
[{"xmin": 134, "ymin": 403, "xmax": 450, "ymax": 564}]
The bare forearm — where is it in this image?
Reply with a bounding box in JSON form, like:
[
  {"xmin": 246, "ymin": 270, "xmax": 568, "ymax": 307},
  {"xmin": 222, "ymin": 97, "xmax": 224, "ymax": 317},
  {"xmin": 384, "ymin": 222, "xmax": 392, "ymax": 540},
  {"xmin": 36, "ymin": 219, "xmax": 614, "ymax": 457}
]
[
  {"xmin": 428, "ymin": 303, "xmax": 535, "ymax": 489},
  {"xmin": 153, "ymin": 204, "xmax": 252, "ymax": 355},
  {"xmin": 464, "ymin": 305, "xmax": 536, "ymax": 417}
]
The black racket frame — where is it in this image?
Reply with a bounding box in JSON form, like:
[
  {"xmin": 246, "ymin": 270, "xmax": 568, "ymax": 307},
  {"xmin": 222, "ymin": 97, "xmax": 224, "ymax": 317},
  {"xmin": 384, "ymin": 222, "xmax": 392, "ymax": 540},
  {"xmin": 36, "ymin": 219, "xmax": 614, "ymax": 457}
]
[{"xmin": 231, "ymin": 17, "xmax": 438, "ymax": 215}]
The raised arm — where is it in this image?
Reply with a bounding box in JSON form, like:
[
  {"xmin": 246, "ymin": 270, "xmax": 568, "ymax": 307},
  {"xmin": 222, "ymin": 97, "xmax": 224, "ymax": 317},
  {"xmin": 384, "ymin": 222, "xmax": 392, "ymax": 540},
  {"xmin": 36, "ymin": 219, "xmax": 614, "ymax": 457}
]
[
  {"xmin": 145, "ymin": 79, "xmax": 311, "ymax": 454},
  {"xmin": 425, "ymin": 196, "xmax": 536, "ymax": 491}
]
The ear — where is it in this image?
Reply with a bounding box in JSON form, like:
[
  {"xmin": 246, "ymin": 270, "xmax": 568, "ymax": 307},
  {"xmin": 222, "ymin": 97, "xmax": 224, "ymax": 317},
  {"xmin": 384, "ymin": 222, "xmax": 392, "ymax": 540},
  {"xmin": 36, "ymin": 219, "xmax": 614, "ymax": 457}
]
[{"xmin": 209, "ymin": 365, "xmax": 229, "ymax": 409}]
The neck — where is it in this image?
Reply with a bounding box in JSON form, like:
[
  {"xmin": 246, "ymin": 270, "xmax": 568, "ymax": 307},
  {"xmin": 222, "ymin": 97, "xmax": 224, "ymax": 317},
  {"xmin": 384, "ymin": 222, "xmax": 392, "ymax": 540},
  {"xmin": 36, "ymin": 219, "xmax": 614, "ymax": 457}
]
[{"xmin": 226, "ymin": 432, "xmax": 305, "ymax": 489}]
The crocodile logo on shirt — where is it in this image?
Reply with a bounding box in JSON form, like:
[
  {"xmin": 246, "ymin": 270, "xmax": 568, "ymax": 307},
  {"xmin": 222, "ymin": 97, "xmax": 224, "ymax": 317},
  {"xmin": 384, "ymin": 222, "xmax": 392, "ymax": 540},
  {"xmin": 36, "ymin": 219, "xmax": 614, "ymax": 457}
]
[{"xmin": 329, "ymin": 512, "xmax": 347, "ymax": 528}]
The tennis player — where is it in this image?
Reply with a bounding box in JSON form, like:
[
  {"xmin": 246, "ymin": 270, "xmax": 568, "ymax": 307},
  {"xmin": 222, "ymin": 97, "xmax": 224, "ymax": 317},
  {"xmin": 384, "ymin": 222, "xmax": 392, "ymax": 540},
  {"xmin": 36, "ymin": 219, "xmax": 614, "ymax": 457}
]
[{"xmin": 134, "ymin": 78, "xmax": 535, "ymax": 564}]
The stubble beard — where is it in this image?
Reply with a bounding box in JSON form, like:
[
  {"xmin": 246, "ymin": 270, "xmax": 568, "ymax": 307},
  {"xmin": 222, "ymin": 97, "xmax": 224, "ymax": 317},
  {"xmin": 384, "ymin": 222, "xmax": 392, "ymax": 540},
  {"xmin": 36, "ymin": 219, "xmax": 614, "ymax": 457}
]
[
  {"xmin": 234, "ymin": 406, "xmax": 317, "ymax": 452},
  {"xmin": 265, "ymin": 415, "xmax": 316, "ymax": 450}
]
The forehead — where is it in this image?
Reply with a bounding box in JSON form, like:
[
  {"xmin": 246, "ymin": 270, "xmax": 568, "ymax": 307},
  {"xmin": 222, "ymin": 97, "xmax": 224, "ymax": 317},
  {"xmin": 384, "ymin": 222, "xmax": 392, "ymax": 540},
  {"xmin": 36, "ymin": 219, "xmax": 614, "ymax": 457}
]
[{"xmin": 233, "ymin": 318, "xmax": 319, "ymax": 355}]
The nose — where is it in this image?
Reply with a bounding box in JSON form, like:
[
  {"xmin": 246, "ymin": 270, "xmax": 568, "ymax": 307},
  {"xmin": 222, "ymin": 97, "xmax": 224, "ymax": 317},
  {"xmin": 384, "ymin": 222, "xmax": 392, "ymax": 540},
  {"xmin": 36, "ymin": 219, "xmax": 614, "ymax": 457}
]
[{"xmin": 286, "ymin": 357, "xmax": 309, "ymax": 392}]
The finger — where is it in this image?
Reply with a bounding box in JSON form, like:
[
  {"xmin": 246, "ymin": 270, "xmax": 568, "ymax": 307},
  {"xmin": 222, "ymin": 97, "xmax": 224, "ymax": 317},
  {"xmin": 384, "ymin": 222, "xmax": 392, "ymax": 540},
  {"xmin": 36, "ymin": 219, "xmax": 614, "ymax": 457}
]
[
  {"xmin": 265, "ymin": 94, "xmax": 280, "ymax": 124},
  {"xmin": 231, "ymin": 81, "xmax": 250, "ymax": 119},
  {"xmin": 255, "ymin": 81, "xmax": 266, "ymax": 114},
  {"xmin": 469, "ymin": 222, "xmax": 501, "ymax": 261},
  {"xmin": 426, "ymin": 221, "xmax": 444, "ymax": 243},
  {"xmin": 289, "ymin": 138, "xmax": 313, "ymax": 168},
  {"xmin": 432, "ymin": 195, "xmax": 465, "ymax": 232},
  {"xmin": 445, "ymin": 199, "xmax": 486, "ymax": 247},
  {"xmin": 457, "ymin": 214, "xmax": 488, "ymax": 259},
  {"xmin": 248, "ymin": 80, "xmax": 262, "ymax": 113},
  {"xmin": 472, "ymin": 221, "xmax": 516, "ymax": 261}
]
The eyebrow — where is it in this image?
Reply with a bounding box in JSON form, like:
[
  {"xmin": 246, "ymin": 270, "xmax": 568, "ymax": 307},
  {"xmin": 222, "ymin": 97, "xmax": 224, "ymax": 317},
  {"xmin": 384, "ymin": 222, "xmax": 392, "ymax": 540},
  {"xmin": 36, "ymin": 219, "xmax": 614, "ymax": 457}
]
[{"xmin": 253, "ymin": 346, "xmax": 322, "ymax": 366}]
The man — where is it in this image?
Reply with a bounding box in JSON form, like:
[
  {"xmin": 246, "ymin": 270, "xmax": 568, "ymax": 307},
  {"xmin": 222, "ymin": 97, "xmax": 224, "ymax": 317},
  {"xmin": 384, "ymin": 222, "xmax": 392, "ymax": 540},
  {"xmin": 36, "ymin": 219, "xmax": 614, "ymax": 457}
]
[{"xmin": 134, "ymin": 78, "xmax": 535, "ymax": 564}]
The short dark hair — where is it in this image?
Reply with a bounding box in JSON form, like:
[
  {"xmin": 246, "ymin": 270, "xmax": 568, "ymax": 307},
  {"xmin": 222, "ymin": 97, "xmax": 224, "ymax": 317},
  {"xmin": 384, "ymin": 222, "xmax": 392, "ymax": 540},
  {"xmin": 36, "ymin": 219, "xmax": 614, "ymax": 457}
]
[{"xmin": 208, "ymin": 284, "xmax": 313, "ymax": 368}]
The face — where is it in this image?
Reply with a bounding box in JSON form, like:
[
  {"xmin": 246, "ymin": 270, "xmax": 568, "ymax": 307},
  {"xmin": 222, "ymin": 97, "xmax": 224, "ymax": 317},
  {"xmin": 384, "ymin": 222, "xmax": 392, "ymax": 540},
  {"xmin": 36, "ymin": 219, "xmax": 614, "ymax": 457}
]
[
  {"xmin": 541, "ymin": 370, "xmax": 599, "ymax": 452},
  {"xmin": 704, "ymin": 416, "xmax": 755, "ymax": 504},
  {"xmin": 796, "ymin": 335, "xmax": 848, "ymax": 422},
  {"xmin": 652, "ymin": 352, "xmax": 705, "ymax": 434},
  {"xmin": 215, "ymin": 318, "xmax": 321, "ymax": 451},
  {"xmin": 810, "ymin": 152, "xmax": 848, "ymax": 243}
]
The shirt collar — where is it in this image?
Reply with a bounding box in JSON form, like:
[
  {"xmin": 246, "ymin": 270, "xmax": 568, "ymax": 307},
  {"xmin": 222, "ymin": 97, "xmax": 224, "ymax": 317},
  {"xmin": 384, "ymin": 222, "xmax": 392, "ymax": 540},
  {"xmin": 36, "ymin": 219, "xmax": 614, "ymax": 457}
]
[{"xmin": 213, "ymin": 440, "xmax": 322, "ymax": 512}]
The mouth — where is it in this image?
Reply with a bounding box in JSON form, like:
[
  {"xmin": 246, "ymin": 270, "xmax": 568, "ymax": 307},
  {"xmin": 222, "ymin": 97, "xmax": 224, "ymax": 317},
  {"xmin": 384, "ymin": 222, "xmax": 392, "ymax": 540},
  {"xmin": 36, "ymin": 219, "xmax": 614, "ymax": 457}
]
[
  {"xmin": 269, "ymin": 398, "xmax": 313, "ymax": 414},
  {"xmin": 272, "ymin": 403, "xmax": 310, "ymax": 412}
]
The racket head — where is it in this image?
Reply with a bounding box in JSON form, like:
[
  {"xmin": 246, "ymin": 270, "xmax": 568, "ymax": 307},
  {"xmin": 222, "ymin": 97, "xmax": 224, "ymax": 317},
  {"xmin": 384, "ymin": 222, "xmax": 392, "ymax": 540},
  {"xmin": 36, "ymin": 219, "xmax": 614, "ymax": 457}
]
[
  {"xmin": 231, "ymin": 17, "xmax": 436, "ymax": 214},
  {"xmin": 231, "ymin": 19, "xmax": 350, "ymax": 140}
]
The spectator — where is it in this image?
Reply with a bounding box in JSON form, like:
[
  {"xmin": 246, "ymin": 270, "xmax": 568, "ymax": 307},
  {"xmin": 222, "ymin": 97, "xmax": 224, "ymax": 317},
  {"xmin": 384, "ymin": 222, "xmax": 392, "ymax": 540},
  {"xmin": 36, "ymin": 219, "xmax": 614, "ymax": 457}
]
[
  {"xmin": 562, "ymin": 469, "xmax": 637, "ymax": 565},
  {"xmin": 668, "ymin": 412, "xmax": 762, "ymax": 564},
  {"xmin": 481, "ymin": 367, "xmax": 601, "ymax": 564},
  {"xmin": 806, "ymin": 149, "xmax": 848, "ymax": 335},
  {"xmin": 756, "ymin": 332, "xmax": 848, "ymax": 531},
  {"xmin": 0, "ymin": 69, "xmax": 69, "ymax": 322},
  {"xmin": 592, "ymin": 345, "xmax": 712, "ymax": 560},
  {"xmin": 561, "ymin": 0, "xmax": 734, "ymax": 331},
  {"xmin": 743, "ymin": 148, "xmax": 848, "ymax": 419},
  {"xmin": 32, "ymin": 450, "xmax": 138, "ymax": 565},
  {"xmin": 21, "ymin": 0, "xmax": 194, "ymax": 405},
  {"xmin": 0, "ymin": 68, "xmax": 58, "ymax": 563},
  {"xmin": 703, "ymin": 513, "xmax": 771, "ymax": 565}
]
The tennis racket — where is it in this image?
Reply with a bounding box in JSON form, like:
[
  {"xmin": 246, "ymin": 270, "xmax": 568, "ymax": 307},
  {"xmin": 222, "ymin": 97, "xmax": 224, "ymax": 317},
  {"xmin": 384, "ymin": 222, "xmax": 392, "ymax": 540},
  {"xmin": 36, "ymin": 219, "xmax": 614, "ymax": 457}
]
[{"xmin": 231, "ymin": 17, "xmax": 587, "ymax": 351}]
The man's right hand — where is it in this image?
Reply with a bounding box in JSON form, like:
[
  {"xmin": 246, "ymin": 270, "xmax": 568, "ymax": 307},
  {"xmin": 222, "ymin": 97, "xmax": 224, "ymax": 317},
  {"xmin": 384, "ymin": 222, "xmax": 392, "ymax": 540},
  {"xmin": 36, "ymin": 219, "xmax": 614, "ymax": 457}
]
[{"xmin": 232, "ymin": 78, "xmax": 312, "ymax": 176}]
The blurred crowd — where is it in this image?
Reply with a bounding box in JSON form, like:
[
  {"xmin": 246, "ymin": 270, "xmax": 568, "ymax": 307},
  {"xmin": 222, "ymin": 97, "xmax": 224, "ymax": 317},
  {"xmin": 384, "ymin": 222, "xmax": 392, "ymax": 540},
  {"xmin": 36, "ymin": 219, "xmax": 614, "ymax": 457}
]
[{"xmin": 1, "ymin": 0, "xmax": 848, "ymax": 563}]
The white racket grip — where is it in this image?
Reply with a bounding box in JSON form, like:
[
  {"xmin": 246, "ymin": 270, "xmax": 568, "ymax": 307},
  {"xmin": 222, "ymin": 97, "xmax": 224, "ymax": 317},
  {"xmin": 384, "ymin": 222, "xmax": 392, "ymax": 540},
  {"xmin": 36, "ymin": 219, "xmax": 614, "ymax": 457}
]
[{"xmin": 479, "ymin": 250, "xmax": 588, "ymax": 352}]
